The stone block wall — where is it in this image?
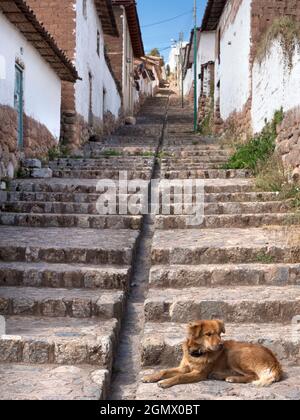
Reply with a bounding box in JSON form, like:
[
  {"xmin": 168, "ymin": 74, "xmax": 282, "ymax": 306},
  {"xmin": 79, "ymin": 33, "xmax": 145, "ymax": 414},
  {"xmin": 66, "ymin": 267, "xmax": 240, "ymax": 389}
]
[
  {"xmin": 276, "ymin": 107, "xmax": 300, "ymax": 170},
  {"xmin": 0, "ymin": 105, "xmax": 18, "ymax": 179},
  {"xmin": 0, "ymin": 104, "xmax": 56, "ymax": 179}
]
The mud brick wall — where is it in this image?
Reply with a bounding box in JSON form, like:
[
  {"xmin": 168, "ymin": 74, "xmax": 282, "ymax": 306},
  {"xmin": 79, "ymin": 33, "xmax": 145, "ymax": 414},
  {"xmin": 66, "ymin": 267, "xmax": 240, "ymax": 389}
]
[
  {"xmin": 250, "ymin": 0, "xmax": 300, "ymax": 64},
  {"xmin": 27, "ymin": 0, "xmax": 77, "ymax": 146},
  {"xmin": 104, "ymin": 7, "xmax": 123, "ymax": 90}
]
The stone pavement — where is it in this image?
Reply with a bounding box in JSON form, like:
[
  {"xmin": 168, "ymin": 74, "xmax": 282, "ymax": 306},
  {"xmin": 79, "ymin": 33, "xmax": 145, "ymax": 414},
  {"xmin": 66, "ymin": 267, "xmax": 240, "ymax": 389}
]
[
  {"xmin": 0, "ymin": 93, "xmax": 168, "ymax": 400},
  {"xmin": 1, "ymin": 92, "xmax": 300, "ymax": 400}
]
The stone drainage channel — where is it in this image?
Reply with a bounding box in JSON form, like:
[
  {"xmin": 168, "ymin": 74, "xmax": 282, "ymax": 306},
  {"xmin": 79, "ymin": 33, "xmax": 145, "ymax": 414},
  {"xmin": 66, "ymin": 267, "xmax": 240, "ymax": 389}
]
[{"xmin": 109, "ymin": 92, "xmax": 170, "ymax": 400}]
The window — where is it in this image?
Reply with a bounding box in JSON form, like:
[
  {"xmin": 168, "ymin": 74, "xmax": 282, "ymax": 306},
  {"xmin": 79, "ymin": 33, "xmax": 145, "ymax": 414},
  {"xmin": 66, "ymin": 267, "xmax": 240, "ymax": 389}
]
[
  {"xmin": 97, "ymin": 30, "xmax": 100, "ymax": 56},
  {"xmin": 82, "ymin": 0, "xmax": 87, "ymax": 19}
]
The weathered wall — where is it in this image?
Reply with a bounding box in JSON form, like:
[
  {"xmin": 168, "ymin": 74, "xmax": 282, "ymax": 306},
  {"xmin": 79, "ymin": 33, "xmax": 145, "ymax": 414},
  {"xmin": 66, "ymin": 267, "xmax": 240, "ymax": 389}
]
[
  {"xmin": 0, "ymin": 12, "xmax": 62, "ymax": 138},
  {"xmin": 215, "ymin": 0, "xmax": 251, "ymax": 121},
  {"xmin": 0, "ymin": 11, "xmax": 60, "ymax": 178},
  {"xmin": 252, "ymin": 40, "xmax": 300, "ymax": 133}
]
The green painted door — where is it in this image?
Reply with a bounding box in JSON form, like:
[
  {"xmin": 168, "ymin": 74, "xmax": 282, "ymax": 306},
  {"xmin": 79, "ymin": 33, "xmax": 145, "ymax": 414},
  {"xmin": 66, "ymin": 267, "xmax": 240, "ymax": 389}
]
[{"xmin": 14, "ymin": 64, "xmax": 24, "ymax": 148}]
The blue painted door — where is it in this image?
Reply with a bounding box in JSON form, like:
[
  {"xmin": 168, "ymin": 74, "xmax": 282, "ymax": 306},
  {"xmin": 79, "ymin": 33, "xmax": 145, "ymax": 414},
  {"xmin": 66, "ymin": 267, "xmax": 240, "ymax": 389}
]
[{"xmin": 14, "ymin": 64, "xmax": 24, "ymax": 148}]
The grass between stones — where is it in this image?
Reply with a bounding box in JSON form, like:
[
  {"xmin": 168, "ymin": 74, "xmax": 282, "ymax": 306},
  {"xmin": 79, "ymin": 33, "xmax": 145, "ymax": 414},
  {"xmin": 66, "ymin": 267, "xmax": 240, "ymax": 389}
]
[{"xmin": 223, "ymin": 109, "xmax": 284, "ymax": 171}]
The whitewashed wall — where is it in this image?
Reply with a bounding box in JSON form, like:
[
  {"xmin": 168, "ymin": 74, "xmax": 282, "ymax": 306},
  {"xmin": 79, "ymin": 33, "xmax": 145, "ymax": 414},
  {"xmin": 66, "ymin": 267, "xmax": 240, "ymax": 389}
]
[
  {"xmin": 75, "ymin": 0, "xmax": 121, "ymax": 121},
  {"xmin": 197, "ymin": 31, "xmax": 215, "ymax": 100},
  {"xmin": 215, "ymin": 0, "xmax": 251, "ymax": 120},
  {"xmin": 0, "ymin": 11, "xmax": 61, "ymax": 138},
  {"xmin": 252, "ymin": 40, "xmax": 300, "ymax": 133},
  {"xmin": 183, "ymin": 67, "xmax": 193, "ymax": 96}
]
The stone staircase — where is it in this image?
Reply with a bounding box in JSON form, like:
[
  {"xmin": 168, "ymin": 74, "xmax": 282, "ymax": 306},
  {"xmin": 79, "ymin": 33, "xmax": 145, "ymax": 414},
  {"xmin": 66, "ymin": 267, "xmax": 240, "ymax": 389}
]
[
  {"xmin": 136, "ymin": 97, "xmax": 300, "ymax": 400},
  {"xmin": 0, "ymin": 94, "xmax": 168, "ymax": 400}
]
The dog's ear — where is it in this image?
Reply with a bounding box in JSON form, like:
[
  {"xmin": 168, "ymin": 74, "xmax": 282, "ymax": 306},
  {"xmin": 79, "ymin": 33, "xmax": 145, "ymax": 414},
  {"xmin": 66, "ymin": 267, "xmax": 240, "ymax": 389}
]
[
  {"xmin": 187, "ymin": 321, "xmax": 203, "ymax": 338},
  {"xmin": 216, "ymin": 320, "xmax": 225, "ymax": 334}
]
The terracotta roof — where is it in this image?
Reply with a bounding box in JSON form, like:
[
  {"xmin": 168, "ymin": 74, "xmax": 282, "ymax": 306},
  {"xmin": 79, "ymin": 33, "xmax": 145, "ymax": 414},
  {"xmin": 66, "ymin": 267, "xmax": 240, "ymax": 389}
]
[
  {"xmin": 202, "ymin": 0, "xmax": 227, "ymax": 31},
  {"xmin": 95, "ymin": 0, "xmax": 118, "ymax": 36},
  {"xmin": 0, "ymin": 0, "xmax": 78, "ymax": 82},
  {"xmin": 112, "ymin": 0, "xmax": 144, "ymax": 57}
]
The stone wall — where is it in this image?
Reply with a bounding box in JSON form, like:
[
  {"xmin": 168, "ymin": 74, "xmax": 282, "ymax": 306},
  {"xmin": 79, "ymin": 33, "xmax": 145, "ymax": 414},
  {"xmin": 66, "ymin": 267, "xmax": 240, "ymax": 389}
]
[
  {"xmin": 276, "ymin": 107, "xmax": 300, "ymax": 171},
  {"xmin": 0, "ymin": 105, "xmax": 18, "ymax": 179},
  {"xmin": 0, "ymin": 104, "xmax": 57, "ymax": 179}
]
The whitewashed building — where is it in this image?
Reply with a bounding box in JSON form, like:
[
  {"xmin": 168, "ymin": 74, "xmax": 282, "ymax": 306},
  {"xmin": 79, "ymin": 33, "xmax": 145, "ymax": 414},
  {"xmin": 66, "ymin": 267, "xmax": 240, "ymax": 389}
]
[
  {"xmin": 0, "ymin": 0, "xmax": 78, "ymax": 179},
  {"xmin": 27, "ymin": 0, "xmax": 122, "ymax": 149},
  {"xmin": 199, "ymin": 0, "xmax": 300, "ymax": 170}
]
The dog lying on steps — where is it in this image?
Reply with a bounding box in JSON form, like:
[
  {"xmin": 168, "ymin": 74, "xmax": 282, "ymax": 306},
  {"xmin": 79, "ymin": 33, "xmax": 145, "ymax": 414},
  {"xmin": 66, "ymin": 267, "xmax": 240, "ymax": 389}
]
[{"xmin": 142, "ymin": 320, "xmax": 283, "ymax": 389}]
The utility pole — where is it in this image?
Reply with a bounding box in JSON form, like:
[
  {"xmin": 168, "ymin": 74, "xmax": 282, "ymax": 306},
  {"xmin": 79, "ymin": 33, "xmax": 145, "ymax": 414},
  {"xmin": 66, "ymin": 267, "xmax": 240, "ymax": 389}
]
[
  {"xmin": 193, "ymin": 0, "xmax": 198, "ymax": 132},
  {"xmin": 179, "ymin": 32, "xmax": 184, "ymax": 108}
]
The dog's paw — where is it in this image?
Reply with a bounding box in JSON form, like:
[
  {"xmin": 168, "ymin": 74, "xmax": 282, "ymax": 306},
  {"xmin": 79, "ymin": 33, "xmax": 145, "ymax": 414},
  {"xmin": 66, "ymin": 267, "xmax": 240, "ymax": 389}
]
[
  {"xmin": 225, "ymin": 377, "xmax": 235, "ymax": 383},
  {"xmin": 158, "ymin": 380, "xmax": 172, "ymax": 389},
  {"xmin": 142, "ymin": 376, "xmax": 155, "ymax": 384}
]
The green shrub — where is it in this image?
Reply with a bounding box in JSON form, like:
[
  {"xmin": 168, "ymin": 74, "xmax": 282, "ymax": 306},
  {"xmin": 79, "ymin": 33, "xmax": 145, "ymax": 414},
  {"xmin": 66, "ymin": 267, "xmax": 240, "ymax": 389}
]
[{"xmin": 223, "ymin": 109, "xmax": 284, "ymax": 172}]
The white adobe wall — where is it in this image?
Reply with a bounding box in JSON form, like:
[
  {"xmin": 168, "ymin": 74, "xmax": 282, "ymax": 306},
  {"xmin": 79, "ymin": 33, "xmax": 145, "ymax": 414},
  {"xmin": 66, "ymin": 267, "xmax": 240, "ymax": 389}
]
[
  {"xmin": 0, "ymin": 11, "xmax": 61, "ymax": 139},
  {"xmin": 215, "ymin": 0, "xmax": 251, "ymax": 120},
  {"xmin": 252, "ymin": 40, "xmax": 300, "ymax": 133},
  {"xmin": 75, "ymin": 0, "xmax": 121, "ymax": 121},
  {"xmin": 183, "ymin": 67, "xmax": 193, "ymax": 96},
  {"xmin": 197, "ymin": 31, "xmax": 215, "ymax": 99}
]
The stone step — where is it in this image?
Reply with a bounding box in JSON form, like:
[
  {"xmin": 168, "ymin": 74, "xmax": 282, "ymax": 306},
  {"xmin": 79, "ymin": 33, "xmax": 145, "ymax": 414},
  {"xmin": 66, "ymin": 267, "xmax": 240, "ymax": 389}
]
[
  {"xmin": 144, "ymin": 286, "xmax": 300, "ymax": 323},
  {"xmin": 3, "ymin": 200, "xmax": 290, "ymax": 217},
  {"xmin": 0, "ymin": 364, "xmax": 110, "ymax": 400},
  {"xmin": 204, "ymin": 191, "xmax": 280, "ymax": 203},
  {"xmin": 0, "ymin": 262, "xmax": 131, "ymax": 290},
  {"xmin": 50, "ymin": 157, "xmax": 154, "ymax": 166},
  {"xmin": 52, "ymin": 169, "xmax": 152, "ymax": 180},
  {"xmin": 161, "ymin": 163, "xmax": 223, "ymax": 170},
  {"xmin": 4, "ymin": 191, "xmax": 279, "ymax": 206},
  {"xmin": 141, "ymin": 322, "xmax": 300, "ymax": 367},
  {"xmin": 1, "ymin": 316, "xmax": 118, "ymax": 367},
  {"xmin": 157, "ymin": 201, "xmax": 292, "ymax": 215},
  {"xmin": 85, "ymin": 146, "xmax": 156, "ymax": 158},
  {"xmin": 151, "ymin": 227, "xmax": 300, "ymax": 265},
  {"xmin": 155, "ymin": 213, "xmax": 299, "ymax": 230},
  {"xmin": 162, "ymin": 150, "xmax": 230, "ymax": 158},
  {"xmin": 10, "ymin": 178, "xmax": 255, "ymax": 194},
  {"xmin": 115, "ymin": 125, "xmax": 162, "ymax": 137},
  {"xmin": 0, "ymin": 287, "xmax": 125, "ymax": 319},
  {"xmin": 0, "ymin": 226, "xmax": 138, "ymax": 265},
  {"xmin": 0, "ymin": 212, "xmax": 142, "ymax": 230},
  {"xmin": 136, "ymin": 367, "xmax": 300, "ymax": 400},
  {"xmin": 161, "ymin": 169, "xmax": 252, "ymax": 180},
  {"xmin": 149, "ymin": 263, "xmax": 300, "ymax": 288}
]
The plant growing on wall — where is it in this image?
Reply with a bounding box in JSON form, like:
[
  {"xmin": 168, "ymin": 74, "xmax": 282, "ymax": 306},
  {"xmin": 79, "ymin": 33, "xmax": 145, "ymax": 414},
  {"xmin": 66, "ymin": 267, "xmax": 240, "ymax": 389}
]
[{"xmin": 256, "ymin": 16, "xmax": 300, "ymax": 70}]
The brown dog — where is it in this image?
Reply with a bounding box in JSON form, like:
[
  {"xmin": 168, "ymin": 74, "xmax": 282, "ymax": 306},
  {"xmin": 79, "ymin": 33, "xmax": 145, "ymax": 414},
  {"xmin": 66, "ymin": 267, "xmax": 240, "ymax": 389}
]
[{"xmin": 143, "ymin": 320, "xmax": 283, "ymax": 389}]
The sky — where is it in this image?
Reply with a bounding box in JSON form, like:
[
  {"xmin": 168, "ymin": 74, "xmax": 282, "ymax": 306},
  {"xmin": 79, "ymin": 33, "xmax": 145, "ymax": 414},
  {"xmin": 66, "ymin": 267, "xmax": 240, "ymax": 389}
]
[{"xmin": 137, "ymin": 0, "xmax": 208, "ymax": 60}]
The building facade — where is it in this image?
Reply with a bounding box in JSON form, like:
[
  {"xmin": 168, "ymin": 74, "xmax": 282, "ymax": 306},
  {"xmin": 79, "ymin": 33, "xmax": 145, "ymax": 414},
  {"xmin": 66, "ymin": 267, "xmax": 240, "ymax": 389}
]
[
  {"xmin": 197, "ymin": 0, "xmax": 300, "ymax": 171},
  {"xmin": 104, "ymin": 0, "xmax": 144, "ymax": 117},
  {"xmin": 27, "ymin": 0, "xmax": 122, "ymax": 149},
  {"xmin": 0, "ymin": 0, "xmax": 77, "ymax": 179}
]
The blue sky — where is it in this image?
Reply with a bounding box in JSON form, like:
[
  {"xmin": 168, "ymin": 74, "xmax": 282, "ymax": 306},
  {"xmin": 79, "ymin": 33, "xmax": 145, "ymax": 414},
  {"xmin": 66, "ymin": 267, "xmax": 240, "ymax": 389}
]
[{"xmin": 137, "ymin": 0, "xmax": 208, "ymax": 59}]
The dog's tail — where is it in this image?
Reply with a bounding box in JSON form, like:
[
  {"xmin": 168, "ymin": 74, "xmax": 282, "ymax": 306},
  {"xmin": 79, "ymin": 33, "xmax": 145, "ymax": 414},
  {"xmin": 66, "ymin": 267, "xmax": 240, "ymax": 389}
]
[{"xmin": 253, "ymin": 363, "xmax": 283, "ymax": 387}]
